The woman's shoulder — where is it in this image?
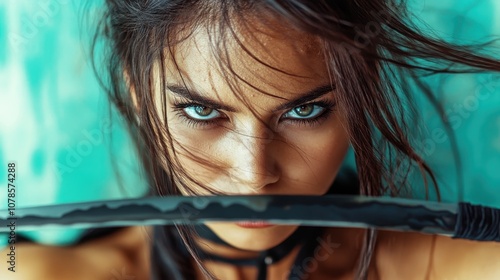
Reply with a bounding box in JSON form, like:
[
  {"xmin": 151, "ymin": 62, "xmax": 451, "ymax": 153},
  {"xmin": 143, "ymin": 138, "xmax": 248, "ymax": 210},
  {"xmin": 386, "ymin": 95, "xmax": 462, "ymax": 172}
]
[
  {"xmin": 0, "ymin": 226, "xmax": 151, "ymax": 280},
  {"xmin": 375, "ymin": 229, "xmax": 500, "ymax": 279}
]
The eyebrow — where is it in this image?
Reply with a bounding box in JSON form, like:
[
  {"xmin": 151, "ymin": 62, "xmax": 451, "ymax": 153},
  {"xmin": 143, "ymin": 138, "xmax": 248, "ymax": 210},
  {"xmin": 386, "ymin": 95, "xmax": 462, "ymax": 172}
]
[
  {"xmin": 273, "ymin": 85, "xmax": 335, "ymax": 112},
  {"xmin": 167, "ymin": 85, "xmax": 238, "ymax": 112},
  {"xmin": 166, "ymin": 84, "xmax": 335, "ymax": 112}
]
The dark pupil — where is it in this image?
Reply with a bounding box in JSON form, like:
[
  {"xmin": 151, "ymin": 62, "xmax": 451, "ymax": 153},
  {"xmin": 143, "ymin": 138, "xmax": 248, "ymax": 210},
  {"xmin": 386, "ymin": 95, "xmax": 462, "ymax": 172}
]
[
  {"xmin": 294, "ymin": 105, "xmax": 313, "ymax": 116},
  {"xmin": 195, "ymin": 106, "xmax": 212, "ymax": 116}
]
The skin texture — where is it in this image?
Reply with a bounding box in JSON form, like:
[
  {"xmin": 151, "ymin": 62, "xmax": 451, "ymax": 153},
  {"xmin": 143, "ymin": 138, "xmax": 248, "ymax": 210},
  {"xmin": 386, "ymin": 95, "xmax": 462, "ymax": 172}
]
[
  {"xmin": 157, "ymin": 18, "xmax": 350, "ymax": 251},
  {"xmin": 0, "ymin": 227, "xmax": 150, "ymax": 280}
]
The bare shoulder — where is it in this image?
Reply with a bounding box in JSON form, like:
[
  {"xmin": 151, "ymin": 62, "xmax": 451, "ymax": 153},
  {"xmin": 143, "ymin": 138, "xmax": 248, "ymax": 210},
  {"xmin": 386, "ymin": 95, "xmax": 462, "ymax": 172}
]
[
  {"xmin": 431, "ymin": 233, "xmax": 500, "ymax": 278},
  {"xmin": 77, "ymin": 226, "xmax": 152, "ymax": 279},
  {"xmin": 0, "ymin": 226, "xmax": 152, "ymax": 280},
  {"xmin": 375, "ymin": 229, "xmax": 500, "ymax": 279}
]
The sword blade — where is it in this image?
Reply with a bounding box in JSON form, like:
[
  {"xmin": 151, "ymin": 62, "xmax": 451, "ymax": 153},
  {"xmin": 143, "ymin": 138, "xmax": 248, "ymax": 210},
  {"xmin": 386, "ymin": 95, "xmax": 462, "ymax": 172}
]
[{"xmin": 0, "ymin": 195, "xmax": 457, "ymax": 235}]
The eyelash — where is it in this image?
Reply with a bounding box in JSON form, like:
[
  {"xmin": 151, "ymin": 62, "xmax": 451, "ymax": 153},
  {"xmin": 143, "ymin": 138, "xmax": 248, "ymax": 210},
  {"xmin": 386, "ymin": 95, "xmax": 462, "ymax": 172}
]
[
  {"xmin": 281, "ymin": 100, "xmax": 336, "ymax": 127},
  {"xmin": 171, "ymin": 100, "xmax": 336, "ymax": 129},
  {"xmin": 171, "ymin": 102, "xmax": 224, "ymax": 128}
]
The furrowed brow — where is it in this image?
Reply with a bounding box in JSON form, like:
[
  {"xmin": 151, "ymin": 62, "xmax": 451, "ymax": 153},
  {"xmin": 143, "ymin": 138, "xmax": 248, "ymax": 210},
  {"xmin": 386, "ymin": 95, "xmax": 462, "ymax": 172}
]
[
  {"xmin": 273, "ymin": 85, "xmax": 335, "ymax": 112},
  {"xmin": 167, "ymin": 84, "xmax": 335, "ymax": 112},
  {"xmin": 166, "ymin": 85, "xmax": 237, "ymax": 112}
]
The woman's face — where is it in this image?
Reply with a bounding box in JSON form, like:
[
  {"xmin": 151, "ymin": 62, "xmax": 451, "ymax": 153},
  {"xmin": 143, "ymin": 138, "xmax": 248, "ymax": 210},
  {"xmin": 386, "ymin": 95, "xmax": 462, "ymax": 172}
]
[{"xmin": 157, "ymin": 19, "xmax": 350, "ymax": 251}]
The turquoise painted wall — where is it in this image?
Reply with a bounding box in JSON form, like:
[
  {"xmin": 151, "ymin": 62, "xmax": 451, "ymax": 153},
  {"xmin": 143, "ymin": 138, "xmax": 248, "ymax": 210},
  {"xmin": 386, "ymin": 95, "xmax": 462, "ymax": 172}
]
[
  {"xmin": 0, "ymin": 0, "xmax": 499, "ymax": 247},
  {"xmin": 0, "ymin": 1, "xmax": 148, "ymax": 246}
]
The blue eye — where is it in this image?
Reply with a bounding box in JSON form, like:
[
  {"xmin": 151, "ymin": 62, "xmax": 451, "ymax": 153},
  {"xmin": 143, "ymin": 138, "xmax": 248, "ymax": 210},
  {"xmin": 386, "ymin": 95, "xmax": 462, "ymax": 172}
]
[
  {"xmin": 282, "ymin": 104, "xmax": 325, "ymax": 119},
  {"xmin": 183, "ymin": 105, "xmax": 221, "ymax": 120}
]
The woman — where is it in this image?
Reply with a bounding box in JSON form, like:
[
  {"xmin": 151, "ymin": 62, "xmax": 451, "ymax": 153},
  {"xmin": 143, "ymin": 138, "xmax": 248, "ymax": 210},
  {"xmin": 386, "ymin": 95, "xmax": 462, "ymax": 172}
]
[{"xmin": 2, "ymin": 0, "xmax": 500, "ymax": 279}]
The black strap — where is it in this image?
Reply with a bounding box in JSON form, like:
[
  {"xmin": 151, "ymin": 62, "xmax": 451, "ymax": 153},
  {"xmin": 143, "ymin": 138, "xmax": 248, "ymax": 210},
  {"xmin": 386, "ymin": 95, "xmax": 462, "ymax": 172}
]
[
  {"xmin": 454, "ymin": 202, "xmax": 500, "ymax": 241},
  {"xmin": 190, "ymin": 224, "xmax": 324, "ymax": 280}
]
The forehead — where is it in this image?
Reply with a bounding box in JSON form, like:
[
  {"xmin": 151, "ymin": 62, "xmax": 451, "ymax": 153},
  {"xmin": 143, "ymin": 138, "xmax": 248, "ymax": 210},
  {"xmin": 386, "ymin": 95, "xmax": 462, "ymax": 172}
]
[{"xmin": 163, "ymin": 16, "xmax": 330, "ymax": 102}]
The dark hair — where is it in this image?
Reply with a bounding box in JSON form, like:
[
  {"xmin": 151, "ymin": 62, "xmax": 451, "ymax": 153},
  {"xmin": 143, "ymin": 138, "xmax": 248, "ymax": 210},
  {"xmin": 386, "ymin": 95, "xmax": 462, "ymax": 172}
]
[{"xmin": 92, "ymin": 0, "xmax": 500, "ymax": 279}]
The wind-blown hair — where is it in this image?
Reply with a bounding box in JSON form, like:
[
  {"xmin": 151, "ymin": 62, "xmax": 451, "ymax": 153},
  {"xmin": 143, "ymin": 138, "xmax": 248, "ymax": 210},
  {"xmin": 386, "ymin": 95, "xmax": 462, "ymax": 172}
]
[{"xmin": 91, "ymin": 0, "xmax": 500, "ymax": 279}]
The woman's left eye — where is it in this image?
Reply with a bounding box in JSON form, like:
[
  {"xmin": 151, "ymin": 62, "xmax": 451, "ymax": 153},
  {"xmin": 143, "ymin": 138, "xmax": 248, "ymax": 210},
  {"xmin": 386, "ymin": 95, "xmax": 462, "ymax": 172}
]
[{"xmin": 282, "ymin": 103, "xmax": 326, "ymax": 120}]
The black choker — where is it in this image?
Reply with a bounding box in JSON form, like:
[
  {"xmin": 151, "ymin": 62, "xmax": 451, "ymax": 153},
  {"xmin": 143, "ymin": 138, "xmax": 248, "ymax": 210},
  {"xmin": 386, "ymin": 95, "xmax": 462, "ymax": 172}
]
[{"xmin": 186, "ymin": 224, "xmax": 325, "ymax": 280}]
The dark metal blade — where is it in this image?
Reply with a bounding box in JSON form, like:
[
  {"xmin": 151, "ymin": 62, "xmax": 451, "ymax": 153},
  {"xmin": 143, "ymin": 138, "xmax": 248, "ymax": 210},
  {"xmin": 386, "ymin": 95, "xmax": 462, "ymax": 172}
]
[{"xmin": 0, "ymin": 195, "xmax": 457, "ymax": 235}]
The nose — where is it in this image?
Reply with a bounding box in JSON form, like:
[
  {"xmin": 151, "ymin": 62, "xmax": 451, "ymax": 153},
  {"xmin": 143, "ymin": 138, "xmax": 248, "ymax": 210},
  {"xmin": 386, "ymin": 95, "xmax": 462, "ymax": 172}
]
[{"xmin": 228, "ymin": 127, "xmax": 280, "ymax": 194}]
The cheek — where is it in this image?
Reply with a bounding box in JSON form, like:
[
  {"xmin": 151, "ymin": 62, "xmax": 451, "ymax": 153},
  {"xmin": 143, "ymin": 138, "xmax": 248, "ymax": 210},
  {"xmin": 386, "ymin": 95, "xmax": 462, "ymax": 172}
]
[{"xmin": 165, "ymin": 122, "xmax": 227, "ymax": 185}]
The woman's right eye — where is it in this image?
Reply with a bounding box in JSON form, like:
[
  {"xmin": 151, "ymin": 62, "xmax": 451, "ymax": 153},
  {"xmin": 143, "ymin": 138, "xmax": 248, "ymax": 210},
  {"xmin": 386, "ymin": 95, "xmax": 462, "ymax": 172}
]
[
  {"xmin": 183, "ymin": 105, "xmax": 222, "ymax": 120},
  {"xmin": 171, "ymin": 102, "xmax": 225, "ymax": 128}
]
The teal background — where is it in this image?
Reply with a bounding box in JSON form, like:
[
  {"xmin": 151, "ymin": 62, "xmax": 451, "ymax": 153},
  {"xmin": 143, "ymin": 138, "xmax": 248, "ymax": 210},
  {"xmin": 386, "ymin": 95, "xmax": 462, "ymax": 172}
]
[
  {"xmin": 0, "ymin": 0, "xmax": 499, "ymax": 247},
  {"xmin": 0, "ymin": 0, "xmax": 148, "ymax": 246}
]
